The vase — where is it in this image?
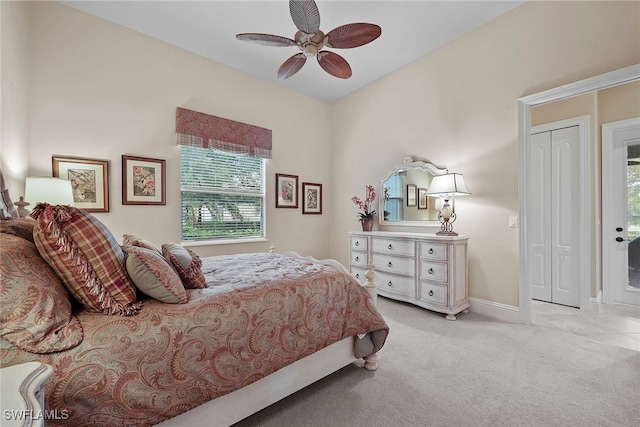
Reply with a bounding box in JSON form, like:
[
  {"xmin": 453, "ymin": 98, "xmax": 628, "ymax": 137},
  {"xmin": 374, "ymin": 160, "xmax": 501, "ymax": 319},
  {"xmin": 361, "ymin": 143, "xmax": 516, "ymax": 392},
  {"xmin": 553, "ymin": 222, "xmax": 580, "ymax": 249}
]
[{"xmin": 360, "ymin": 218, "xmax": 374, "ymax": 232}]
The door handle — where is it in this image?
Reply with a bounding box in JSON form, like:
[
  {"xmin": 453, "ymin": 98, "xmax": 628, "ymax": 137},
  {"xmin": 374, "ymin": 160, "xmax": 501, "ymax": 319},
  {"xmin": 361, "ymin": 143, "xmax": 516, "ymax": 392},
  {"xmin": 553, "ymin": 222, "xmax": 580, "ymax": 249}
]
[
  {"xmin": 616, "ymin": 227, "xmax": 623, "ymax": 232},
  {"xmin": 615, "ymin": 237, "xmax": 630, "ymax": 242}
]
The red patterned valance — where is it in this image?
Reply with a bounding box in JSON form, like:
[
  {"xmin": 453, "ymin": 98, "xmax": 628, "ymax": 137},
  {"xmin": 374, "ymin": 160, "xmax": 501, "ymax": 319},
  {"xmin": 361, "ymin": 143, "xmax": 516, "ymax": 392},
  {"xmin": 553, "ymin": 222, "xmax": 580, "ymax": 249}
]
[{"xmin": 176, "ymin": 107, "xmax": 272, "ymax": 159}]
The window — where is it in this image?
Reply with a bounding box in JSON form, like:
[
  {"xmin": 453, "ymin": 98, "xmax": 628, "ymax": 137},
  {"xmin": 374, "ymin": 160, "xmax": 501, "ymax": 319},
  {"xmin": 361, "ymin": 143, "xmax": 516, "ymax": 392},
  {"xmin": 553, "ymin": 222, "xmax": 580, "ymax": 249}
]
[{"xmin": 180, "ymin": 146, "xmax": 265, "ymax": 242}]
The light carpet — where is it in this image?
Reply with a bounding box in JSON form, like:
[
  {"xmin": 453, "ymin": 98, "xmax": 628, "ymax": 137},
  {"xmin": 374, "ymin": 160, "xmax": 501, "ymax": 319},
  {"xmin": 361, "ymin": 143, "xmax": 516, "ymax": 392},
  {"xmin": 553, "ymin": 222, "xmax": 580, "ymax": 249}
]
[{"xmin": 233, "ymin": 297, "xmax": 640, "ymax": 427}]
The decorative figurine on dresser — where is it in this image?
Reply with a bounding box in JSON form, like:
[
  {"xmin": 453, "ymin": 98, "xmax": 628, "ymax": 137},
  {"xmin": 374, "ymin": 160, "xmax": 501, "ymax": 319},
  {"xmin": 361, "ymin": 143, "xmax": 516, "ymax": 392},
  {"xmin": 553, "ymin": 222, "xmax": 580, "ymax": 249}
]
[{"xmin": 350, "ymin": 157, "xmax": 470, "ymax": 320}]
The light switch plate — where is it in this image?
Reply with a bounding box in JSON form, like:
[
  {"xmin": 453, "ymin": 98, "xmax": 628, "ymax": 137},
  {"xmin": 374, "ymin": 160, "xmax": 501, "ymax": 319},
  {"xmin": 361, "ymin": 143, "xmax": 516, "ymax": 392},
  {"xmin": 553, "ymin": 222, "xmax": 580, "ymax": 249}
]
[{"xmin": 509, "ymin": 216, "xmax": 518, "ymax": 228}]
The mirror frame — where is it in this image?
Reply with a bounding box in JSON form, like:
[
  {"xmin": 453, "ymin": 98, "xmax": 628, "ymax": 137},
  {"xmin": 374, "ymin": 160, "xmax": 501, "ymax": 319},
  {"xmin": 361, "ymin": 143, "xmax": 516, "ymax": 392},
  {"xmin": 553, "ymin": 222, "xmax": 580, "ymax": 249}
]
[
  {"xmin": 378, "ymin": 157, "xmax": 447, "ymax": 227},
  {"xmin": 517, "ymin": 63, "xmax": 640, "ymax": 325}
]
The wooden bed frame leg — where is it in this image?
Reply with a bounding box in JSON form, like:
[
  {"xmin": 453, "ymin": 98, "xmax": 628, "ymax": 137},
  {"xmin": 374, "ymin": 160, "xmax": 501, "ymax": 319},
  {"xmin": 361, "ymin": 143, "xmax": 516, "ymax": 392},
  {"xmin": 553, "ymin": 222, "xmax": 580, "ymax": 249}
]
[{"xmin": 363, "ymin": 263, "xmax": 380, "ymax": 371}]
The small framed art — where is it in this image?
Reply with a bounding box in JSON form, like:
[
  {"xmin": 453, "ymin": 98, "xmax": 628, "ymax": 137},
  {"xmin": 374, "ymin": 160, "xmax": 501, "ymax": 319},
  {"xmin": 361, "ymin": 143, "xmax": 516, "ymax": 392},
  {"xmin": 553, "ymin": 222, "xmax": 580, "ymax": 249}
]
[
  {"xmin": 302, "ymin": 182, "xmax": 322, "ymax": 214},
  {"xmin": 406, "ymin": 184, "xmax": 417, "ymax": 207},
  {"xmin": 52, "ymin": 156, "xmax": 110, "ymax": 212},
  {"xmin": 418, "ymin": 188, "xmax": 429, "ymax": 209},
  {"xmin": 276, "ymin": 173, "xmax": 298, "ymax": 208},
  {"xmin": 122, "ymin": 155, "xmax": 166, "ymax": 205}
]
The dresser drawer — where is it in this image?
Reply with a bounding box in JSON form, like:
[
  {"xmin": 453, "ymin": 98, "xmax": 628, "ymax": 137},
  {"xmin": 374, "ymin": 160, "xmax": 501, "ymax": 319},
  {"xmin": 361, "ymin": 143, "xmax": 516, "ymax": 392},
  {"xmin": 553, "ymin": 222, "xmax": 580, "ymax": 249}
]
[
  {"xmin": 420, "ymin": 242, "xmax": 447, "ymax": 261},
  {"xmin": 372, "ymin": 238, "xmax": 415, "ymax": 256},
  {"xmin": 351, "ymin": 236, "xmax": 368, "ymax": 251},
  {"xmin": 351, "ymin": 251, "xmax": 367, "ymax": 267},
  {"xmin": 420, "ymin": 282, "xmax": 447, "ymax": 305},
  {"xmin": 350, "ymin": 267, "xmax": 367, "ymax": 284},
  {"xmin": 420, "ymin": 261, "xmax": 447, "ymax": 283},
  {"xmin": 376, "ymin": 271, "xmax": 415, "ymax": 297},
  {"xmin": 373, "ymin": 253, "xmax": 415, "ymax": 276}
]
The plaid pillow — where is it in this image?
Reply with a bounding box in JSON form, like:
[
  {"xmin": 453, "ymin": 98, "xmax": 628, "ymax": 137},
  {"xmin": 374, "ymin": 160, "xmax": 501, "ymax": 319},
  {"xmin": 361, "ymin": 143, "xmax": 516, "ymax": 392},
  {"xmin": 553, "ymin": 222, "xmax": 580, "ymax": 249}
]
[
  {"xmin": 162, "ymin": 243, "xmax": 206, "ymax": 289},
  {"xmin": 0, "ymin": 234, "xmax": 84, "ymax": 353},
  {"xmin": 31, "ymin": 203, "xmax": 141, "ymax": 315}
]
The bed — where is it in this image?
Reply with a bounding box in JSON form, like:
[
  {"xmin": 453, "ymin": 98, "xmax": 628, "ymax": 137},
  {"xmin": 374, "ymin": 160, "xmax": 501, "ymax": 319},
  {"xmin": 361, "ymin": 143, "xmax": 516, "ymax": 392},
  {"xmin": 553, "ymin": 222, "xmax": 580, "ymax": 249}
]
[{"xmin": 0, "ymin": 171, "xmax": 388, "ymax": 426}]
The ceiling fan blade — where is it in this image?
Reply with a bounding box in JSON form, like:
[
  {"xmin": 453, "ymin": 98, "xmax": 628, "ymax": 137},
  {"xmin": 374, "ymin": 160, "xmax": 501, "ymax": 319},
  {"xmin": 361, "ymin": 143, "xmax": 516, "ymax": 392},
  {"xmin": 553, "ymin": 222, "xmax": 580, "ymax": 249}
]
[
  {"xmin": 289, "ymin": 0, "xmax": 320, "ymax": 34},
  {"xmin": 236, "ymin": 33, "xmax": 297, "ymax": 47},
  {"xmin": 317, "ymin": 51, "xmax": 352, "ymax": 79},
  {"xmin": 325, "ymin": 23, "xmax": 382, "ymax": 49},
  {"xmin": 278, "ymin": 53, "xmax": 307, "ymax": 79}
]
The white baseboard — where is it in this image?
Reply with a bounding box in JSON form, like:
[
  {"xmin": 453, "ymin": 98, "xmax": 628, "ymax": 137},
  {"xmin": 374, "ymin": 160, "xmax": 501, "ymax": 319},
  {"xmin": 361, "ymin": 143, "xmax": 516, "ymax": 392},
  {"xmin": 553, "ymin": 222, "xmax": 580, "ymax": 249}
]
[{"xmin": 468, "ymin": 297, "xmax": 521, "ymax": 323}]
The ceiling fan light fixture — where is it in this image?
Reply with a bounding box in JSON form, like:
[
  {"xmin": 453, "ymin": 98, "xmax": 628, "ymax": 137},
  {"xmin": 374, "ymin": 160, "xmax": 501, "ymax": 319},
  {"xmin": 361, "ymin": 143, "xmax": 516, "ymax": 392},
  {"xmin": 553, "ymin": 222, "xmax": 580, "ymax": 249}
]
[{"xmin": 236, "ymin": 0, "xmax": 380, "ymax": 79}]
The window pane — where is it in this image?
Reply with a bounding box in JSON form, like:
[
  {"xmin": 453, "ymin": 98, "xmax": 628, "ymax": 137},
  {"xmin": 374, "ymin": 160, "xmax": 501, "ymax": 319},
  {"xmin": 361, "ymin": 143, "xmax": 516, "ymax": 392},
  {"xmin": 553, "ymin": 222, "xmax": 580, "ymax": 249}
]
[{"xmin": 181, "ymin": 146, "xmax": 265, "ymax": 241}]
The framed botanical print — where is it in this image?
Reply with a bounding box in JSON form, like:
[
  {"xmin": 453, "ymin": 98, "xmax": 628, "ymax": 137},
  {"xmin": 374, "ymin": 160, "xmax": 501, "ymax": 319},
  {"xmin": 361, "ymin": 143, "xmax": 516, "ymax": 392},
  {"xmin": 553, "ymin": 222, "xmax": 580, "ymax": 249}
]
[
  {"xmin": 418, "ymin": 187, "xmax": 429, "ymax": 209},
  {"xmin": 122, "ymin": 155, "xmax": 166, "ymax": 205},
  {"xmin": 406, "ymin": 184, "xmax": 417, "ymax": 207},
  {"xmin": 276, "ymin": 173, "xmax": 298, "ymax": 208},
  {"xmin": 52, "ymin": 156, "xmax": 109, "ymax": 212},
  {"xmin": 302, "ymin": 182, "xmax": 322, "ymax": 214}
]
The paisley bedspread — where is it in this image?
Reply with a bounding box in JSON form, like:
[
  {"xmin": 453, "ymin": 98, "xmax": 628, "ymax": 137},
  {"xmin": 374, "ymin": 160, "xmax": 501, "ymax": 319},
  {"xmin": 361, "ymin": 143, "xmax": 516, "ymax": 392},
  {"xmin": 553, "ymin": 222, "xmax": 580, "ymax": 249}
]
[{"xmin": 0, "ymin": 253, "xmax": 388, "ymax": 426}]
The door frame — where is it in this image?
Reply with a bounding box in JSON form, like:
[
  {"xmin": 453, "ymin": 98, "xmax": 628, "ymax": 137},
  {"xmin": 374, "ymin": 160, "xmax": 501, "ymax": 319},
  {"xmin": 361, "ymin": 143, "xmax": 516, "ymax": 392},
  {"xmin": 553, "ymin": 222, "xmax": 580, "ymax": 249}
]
[
  {"xmin": 531, "ymin": 117, "xmax": 589, "ymax": 308},
  {"xmin": 602, "ymin": 117, "xmax": 640, "ymax": 304},
  {"xmin": 517, "ymin": 64, "xmax": 640, "ymax": 324}
]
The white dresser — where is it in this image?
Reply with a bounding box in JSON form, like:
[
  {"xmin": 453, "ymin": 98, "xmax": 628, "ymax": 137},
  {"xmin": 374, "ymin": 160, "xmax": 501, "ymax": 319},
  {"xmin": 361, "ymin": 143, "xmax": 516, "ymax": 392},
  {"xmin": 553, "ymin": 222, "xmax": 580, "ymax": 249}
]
[{"xmin": 349, "ymin": 231, "xmax": 469, "ymax": 320}]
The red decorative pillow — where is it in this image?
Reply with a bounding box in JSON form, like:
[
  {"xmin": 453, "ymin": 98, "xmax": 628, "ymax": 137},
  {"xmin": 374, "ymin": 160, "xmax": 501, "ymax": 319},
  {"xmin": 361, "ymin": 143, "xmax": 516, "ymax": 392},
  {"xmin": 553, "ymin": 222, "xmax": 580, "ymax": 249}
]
[
  {"xmin": 0, "ymin": 217, "xmax": 36, "ymax": 243},
  {"xmin": 0, "ymin": 233, "xmax": 84, "ymax": 353},
  {"xmin": 123, "ymin": 245, "xmax": 187, "ymax": 304},
  {"xmin": 162, "ymin": 243, "xmax": 206, "ymax": 289},
  {"xmin": 31, "ymin": 203, "xmax": 141, "ymax": 315}
]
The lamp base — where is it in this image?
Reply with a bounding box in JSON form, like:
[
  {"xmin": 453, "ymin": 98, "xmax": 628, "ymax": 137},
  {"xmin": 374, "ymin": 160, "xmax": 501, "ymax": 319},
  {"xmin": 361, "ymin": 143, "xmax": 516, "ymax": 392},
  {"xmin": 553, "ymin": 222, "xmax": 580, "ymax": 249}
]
[{"xmin": 436, "ymin": 231, "xmax": 458, "ymax": 236}]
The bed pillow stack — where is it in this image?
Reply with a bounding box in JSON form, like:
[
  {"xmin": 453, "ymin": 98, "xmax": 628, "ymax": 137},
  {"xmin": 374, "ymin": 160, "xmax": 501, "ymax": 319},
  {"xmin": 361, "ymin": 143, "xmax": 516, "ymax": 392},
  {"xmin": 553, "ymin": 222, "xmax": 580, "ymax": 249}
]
[
  {"xmin": 121, "ymin": 242, "xmax": 187, "ymax": 304},
  {"xmin": 123, "ymin": 235, "xmax": 206, "ymax": 295},
  {"xmin": 0, "ymin": 222, "xmax": 84, "ymax": 353},
  {"xmin": 31, "ymin": 203, "xmax": 141, "ymax": 316}
]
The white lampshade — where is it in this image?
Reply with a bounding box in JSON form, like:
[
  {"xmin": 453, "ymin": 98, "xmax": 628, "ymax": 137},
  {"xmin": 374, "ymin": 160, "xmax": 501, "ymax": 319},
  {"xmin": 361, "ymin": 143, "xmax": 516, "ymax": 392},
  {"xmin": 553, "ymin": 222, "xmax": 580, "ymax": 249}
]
[
  {"xmin": 24, "ymin": 177, "xmax": 75, "ymax": 206},
  {"xmin": 426, "ymin": 172, "xmax": 471, "ymax": 196}
]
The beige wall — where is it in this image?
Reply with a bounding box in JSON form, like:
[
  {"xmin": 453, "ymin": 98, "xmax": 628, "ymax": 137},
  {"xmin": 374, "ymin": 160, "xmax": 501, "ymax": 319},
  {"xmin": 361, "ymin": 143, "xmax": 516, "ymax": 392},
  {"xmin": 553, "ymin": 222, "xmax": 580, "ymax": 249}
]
[
  {"xmin": 1, "ymin": 0, "xmax": 31, "ymax": 193},
  {"xmin": 25, "ymin": 1, "xmax": 332, "ymax": 258},
  {"xmin": 330, "ymin": 0, "xmax": 640, "ymax": 306},
  {"xmin": 3, "ymin": 1, "xmax": 640, "ymax": 309}
]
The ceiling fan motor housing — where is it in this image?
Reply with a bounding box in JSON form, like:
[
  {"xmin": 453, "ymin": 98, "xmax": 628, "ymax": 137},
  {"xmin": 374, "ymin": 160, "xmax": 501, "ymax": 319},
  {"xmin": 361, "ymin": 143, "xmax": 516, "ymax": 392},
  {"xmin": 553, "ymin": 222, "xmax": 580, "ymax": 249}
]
[{"xmin": 295, "ymin": 30, "xmax": 325, "ymax": 58}]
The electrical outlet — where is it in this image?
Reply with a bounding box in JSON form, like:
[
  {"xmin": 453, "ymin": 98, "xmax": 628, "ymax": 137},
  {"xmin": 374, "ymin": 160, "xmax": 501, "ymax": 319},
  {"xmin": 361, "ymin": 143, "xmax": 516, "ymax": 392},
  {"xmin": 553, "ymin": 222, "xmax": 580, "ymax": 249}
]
[{"xmin": 509, "ymin": 216, "xmax": 518, "ymax": 228}]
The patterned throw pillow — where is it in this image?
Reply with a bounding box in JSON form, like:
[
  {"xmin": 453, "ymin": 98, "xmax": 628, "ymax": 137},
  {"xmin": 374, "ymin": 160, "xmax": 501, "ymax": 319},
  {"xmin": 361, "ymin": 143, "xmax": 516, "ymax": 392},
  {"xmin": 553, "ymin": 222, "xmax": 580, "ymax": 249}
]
[
  {"xmin": 162, "ymin": 243, "xmax": 206, "ymax": 289},
  {"xmin": 123, "ymin": 245, "xmax": 187, "ymax": 304},
  {"xmin": 31, "ymin": 203, "xmax": 141, "ymax": 315},
  {"xmin": 0, "ymin": 217, "xmax": 36, "ymax": 243},
  {"xmin": 123, "ymin": 234, "xmax": 161, "ymax": 255},
  {"xmin": 0, "ymin": 233, "xmax": 84, "ymax": 353}
]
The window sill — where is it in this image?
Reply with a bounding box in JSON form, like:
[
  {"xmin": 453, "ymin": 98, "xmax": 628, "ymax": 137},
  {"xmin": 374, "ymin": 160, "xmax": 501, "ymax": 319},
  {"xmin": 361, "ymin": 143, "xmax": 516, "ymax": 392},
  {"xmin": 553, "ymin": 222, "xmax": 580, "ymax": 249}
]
[{"xmin": 181, "ymin": 237, "xmax": 269, "ymax": 247}]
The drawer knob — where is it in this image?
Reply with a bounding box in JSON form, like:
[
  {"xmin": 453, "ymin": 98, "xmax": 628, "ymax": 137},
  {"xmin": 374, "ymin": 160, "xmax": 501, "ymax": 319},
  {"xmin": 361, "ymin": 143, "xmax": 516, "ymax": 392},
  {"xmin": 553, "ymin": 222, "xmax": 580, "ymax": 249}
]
[
  {"xmin": 355, "ymin": 241, "xmax": 359, "ymax": 246},
  {"xmin": 428, "ymin": 290, "xmax": 434, "ymax": 296},
  {"xmin": 428, "ymin": 268, "xmax": 434, "ymax": 274},
  {"xmin": 428, "ymin": 248, "xmax": 434, "ymax": 255},
  {"xmin": 388, "ymin": 244, "xmax": 393, "ymax": 250},
  {"xmin": 388, "ymin": 281, "xmax": 393, "ymax": 287},
  {"xmin": 355, "ymin": 273, "xmax": 360, "ymax": 278},
  {"xmin": 355, "ymin": 256, "xmax": 359, "ymax": 262},
  {"xmin": 388, "ymin": 261, "xmax": 393, "ymax": 268}
]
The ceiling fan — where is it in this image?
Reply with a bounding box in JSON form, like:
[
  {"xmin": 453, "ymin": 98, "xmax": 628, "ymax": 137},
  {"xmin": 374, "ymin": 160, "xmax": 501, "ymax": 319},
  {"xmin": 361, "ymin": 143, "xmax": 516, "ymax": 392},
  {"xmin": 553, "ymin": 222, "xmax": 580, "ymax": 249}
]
[{"xmin": 236, "ymin": 0, "xmax": 381, "ymax": 79}]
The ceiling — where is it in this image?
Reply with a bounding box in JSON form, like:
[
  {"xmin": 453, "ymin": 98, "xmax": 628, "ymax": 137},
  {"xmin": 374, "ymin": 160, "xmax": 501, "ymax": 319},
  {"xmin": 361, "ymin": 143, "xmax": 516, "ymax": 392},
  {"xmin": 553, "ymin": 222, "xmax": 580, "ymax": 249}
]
[{"xmin": 59, "ymin": 1, "xmax": 527, "ymax": 104}]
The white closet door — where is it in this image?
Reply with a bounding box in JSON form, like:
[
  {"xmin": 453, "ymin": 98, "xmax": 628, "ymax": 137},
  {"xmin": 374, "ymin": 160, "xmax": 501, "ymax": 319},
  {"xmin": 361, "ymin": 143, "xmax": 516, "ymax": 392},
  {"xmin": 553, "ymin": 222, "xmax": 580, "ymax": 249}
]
[
  {"xmin": 530, "ymin": 131, "xmax": 552, "ymax": 301},
  {"xmin": 529, "ymin": 126, "xmax": 580, "ymax": 307}
]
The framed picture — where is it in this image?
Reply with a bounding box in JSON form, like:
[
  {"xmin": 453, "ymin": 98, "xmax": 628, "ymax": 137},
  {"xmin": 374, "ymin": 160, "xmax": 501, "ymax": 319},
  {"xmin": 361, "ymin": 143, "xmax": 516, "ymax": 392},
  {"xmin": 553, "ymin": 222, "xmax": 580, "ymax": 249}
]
[
  {"xmin": 418, "ymin": 187, "xmax": 429, "ymax": 210},
  {"xmin": 406, "ymin": 184, "xmax": 417, "ymax": 207},
  {"xmin": 302, "ymin": 182, "xmax": 322, "ymax": 214},
  {"xmin": 122, "ymin": 155, "xmax": 166, "ymax": 205},
  {"xmin": 52, "ymin": 156, "xmax": 109, "ymax": 212},
  {"xmin": 276, "ymin": 173, "xmax": 298, "ymax": 208}
]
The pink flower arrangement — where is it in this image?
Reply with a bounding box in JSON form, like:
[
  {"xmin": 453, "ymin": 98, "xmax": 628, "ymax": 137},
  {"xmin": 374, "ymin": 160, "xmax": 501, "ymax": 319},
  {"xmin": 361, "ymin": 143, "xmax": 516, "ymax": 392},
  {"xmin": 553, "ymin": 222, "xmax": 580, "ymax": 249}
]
[{"xmin": 352, "ymin": 185, "xmax": 377, "ymax": 221}]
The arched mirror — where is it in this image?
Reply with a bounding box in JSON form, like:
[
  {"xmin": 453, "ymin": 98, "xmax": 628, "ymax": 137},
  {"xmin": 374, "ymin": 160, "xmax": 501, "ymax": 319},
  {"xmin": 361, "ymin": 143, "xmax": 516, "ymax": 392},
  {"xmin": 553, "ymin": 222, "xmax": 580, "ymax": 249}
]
[{"xmin": 378, "ymin": 157, "xmax": 447, "ymax": 227}]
